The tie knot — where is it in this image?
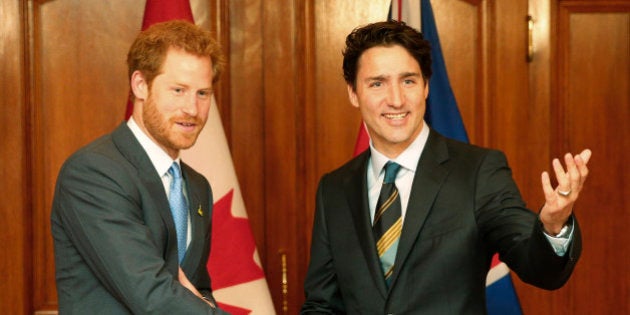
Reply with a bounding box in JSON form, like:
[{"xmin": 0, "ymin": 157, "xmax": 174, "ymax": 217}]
[
  {"xmin": 383, "ymin": 162, "xmax": 401, "ymax": 184},
  {"xmin": 169, "ymin": 162, "xmax": 182, "ymax": 179}
]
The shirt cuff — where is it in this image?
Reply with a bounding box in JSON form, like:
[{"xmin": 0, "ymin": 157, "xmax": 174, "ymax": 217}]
[{"xmin": 543, "ymin": 218, "xmax": 574, "ymax": 256}]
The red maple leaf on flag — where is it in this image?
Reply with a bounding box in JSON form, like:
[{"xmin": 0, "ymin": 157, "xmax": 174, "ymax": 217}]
[{"xmin": 207, "ymin": 189, "xmax": 265, "ymax": 289}]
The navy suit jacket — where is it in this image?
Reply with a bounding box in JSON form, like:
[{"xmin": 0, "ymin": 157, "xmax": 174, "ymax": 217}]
[
  {"xmin": 51, "ymin": 123, "xmax": 226, "ymax": 314},
  {"xmin": 302, "ymin": 129, "xmax": 581, "ymax": 314}
]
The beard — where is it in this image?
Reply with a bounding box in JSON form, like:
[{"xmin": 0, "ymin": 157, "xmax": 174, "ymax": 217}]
[{"xmin": 142, "ymin": 95, "xmax": 205, "ymax": 154}]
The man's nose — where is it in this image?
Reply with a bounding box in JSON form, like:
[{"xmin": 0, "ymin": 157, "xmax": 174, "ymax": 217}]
[{"xmin": 387, "ymin": 84, "xmax": 404, "ymax": 107}]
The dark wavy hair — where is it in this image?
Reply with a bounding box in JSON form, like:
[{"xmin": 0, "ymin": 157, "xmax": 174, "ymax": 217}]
[{"xmin": 342, "ymin": 20, "xmax": 432, "ymax": 90}]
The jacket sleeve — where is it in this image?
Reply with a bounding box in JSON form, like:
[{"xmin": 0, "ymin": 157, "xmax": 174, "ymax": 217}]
[
  {"xmin": 301, "ymin": 177, "xmax": 346, "ymax": 314},
  {"xmin": 474, "ymin": 149, "xmax": 582, "ymax": 290}
]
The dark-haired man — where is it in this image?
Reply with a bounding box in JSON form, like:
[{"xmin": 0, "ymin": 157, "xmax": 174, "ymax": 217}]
[{"xmin": 302, "ymin": 20, "xmax": 590, "ymax": 314}]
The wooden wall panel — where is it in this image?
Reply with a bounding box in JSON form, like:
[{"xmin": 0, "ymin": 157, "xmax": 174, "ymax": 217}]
[
  {"xmin": 0, "ymin": 1, "xmax": 29, "ymax": 314},
  {"xmin": 561, "ymin": 2, "xmax": 626, "ymax": 313},
  {"xmin": 228, "ymin": 0, "xmax": 266, "ymax": 273},
  {"xmin": 485, "ymin": 0, "xmax": 546, "ymax": 199},
  {"xmin": 262, "ymin": 1, "xmax": 304, "ymax": 312},
  {"xmin": 562, "ymin": 8, "xmax": 629, "ymax": 312}
]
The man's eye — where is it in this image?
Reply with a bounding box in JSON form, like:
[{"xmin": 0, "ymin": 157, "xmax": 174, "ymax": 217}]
[
  {"xmin": 173, "ymin": 88, "xmax": 184, "ymax": 94},
  {"xmin": 370, "ymin": 81, "xmax": 382, "ymax": 88},
  {"xmin": 197, "ymin": 90, "xmax": 211, "ymax": 99}
]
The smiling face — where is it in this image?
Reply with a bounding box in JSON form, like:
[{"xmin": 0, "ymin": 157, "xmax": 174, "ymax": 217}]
[
  {"xmin": 348, "ymin": 45, "xmax": 429, "ymax": 158},
  {"xmin": 131, "ymin": 47, "xmax": 214, "ymax": 159}
]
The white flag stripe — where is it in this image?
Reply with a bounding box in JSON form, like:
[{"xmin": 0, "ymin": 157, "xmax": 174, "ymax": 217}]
[
  {"xmin": 391, "ymin": 0, "xmax": 421, "ymax": 30},
  {"xmin": 485, "ymin": 262, "xmax": 510, "ymax": 286},
  {"xmin": 190, "ymin": 0, "xmax": 208, "ymax": 28}
]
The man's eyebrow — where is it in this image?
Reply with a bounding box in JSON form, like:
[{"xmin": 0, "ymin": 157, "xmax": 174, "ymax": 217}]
[
  {"xmin": 364, "ymin": 75, "xmax": 388, "ymax": 82},
  {"xmin": 364, "ymin": 72, "xmax": 421, "ymax": 82},
  {"xmin": 171, "ymin": 81, "xmax": 190, "ymax": 88},
  {"xmin": 400, "ymin": 71, "xmax": 421, "ymax": 78},
  {"xmin": 171, "ymin": 81, "xmax": 213, "ymax": 91}
]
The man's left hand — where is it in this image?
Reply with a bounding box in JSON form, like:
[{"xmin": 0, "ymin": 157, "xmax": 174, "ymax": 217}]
[{"xmin": 539, "ymin": 149, "xmax": 592, "ymax": 235}]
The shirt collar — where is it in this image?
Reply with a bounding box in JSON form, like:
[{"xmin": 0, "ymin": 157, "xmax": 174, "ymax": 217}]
[
  {"xmin": 369, "ymin": 121, "xmax": 430, "ymax": 177},
  {"xmin": 127, "ymin": 117, "xmax": 180, "ymax": 177}
]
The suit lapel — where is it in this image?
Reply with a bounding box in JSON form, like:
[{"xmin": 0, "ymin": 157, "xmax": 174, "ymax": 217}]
[
  {"xmin": 388, "ymin": 130, "xmax": 451, "ymax": 288},
  {"xmin": 344, "ymin": 151, "xmax": 389, "ymax": 297},
  {"xmin": 112, "ymin": 123, "xmax": 173, "ymax": 220},
  {"xmin": 111, "ymin": 123, "xmax": 180, "ymax": 267},
  {"xmin": 180, "ymin": 164, "xmax": 207, "ymax": 273}
]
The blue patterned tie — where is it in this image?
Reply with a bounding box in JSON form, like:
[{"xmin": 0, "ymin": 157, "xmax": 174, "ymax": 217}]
[
  {"xmin": 168, "ymin": 162, "xmax": 188, "ymax": 263},
  {"xmin": 373, "ymin": 161, "xmax": 402, "ymax": 285}
]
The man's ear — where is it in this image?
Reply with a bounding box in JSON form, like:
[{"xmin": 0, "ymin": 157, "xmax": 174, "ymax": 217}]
[
  {"xmin": 130, "ymin": 70, "xmax": 149, "ymax": 101},
  {"xmin": 347, "ymin": 84, "xmax": 359, "ymax": 108},
  {"xmin": 424, "ymin": 80, "xmax": 430, "ymax": 99}
]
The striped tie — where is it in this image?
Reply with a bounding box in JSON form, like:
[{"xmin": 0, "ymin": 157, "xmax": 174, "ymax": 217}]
[{"xmin": 373, "ymin": 161, "xmax": 402, "ymax": 285}]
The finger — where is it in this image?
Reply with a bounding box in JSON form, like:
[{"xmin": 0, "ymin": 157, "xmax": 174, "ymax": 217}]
[
  {"xmin": 552, "ymin": 157, "xmax": 570, "ymax": 190},
  {"xmin": 541, "ymin": 171, "xmax": 555, "ymax": 199},
  {"xmin": 564, "ymin": 152, "xmax": 578, "ymax": 175},
  {"xmin": 565, "ymin": 153, "xmax": 580, "ymax": 191},
  {"xmin": 574, "ymin": 151, "xmax": 590, "ymax": 190},
  {"xmin": 579, "ymin": 149, "xmax": 592, "ymax": 165},
  {"xmin": 178, "ymin": 268, "xmax": 198, "ymax": 293}
]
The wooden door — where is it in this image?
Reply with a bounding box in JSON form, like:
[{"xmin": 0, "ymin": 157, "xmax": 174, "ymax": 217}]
[
  {"xmin": 512, "ymin": 1, "xmax": 630, "ymax": 313},
  {"xmin": 0, "ymin": 1, "xmax": 30, "ymax": 314}
]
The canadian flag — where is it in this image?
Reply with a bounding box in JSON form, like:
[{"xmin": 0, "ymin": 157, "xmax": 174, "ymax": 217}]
[{"xmin": 127, "ymin": 1, "xmax": 276, "ymax": 314}]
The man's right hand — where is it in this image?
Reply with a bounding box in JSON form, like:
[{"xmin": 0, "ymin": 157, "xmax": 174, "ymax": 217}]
[{"xmin": 178, "ymin": 267, "xmax": 216, "ymax": 308}]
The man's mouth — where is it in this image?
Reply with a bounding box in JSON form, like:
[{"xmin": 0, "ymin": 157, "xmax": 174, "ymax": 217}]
[{"xmin": 383, "ymin": 113, "xmax": 407, "ymax": 120}]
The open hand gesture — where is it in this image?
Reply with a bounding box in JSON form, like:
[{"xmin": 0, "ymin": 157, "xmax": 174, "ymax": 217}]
[{"xmin": 539, "ymin": 149, "xmax": 592, "ymax": 235}]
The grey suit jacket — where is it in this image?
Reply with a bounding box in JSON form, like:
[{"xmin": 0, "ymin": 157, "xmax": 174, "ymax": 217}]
[
  {"xmin": 302, "ymin": 129, "xmax": 581, "ymax": 315},
  {"xmin": 51, "ymin": 123, "xmax": 227, "ymax": 314}
]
